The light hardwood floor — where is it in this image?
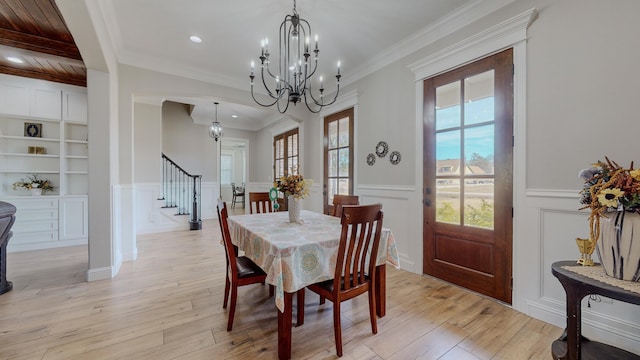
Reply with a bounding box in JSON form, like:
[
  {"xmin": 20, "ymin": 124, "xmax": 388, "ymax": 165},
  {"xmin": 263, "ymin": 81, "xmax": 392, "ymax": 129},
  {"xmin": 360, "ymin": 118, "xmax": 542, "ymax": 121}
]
[{"xmin": 1, "ymin": 217, "xmax": 562, "ymax": 359}]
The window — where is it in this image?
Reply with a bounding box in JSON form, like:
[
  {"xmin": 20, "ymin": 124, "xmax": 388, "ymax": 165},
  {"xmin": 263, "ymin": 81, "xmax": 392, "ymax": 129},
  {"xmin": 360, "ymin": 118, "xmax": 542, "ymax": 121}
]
[
  {"xmin": 221, "ymin": 154, "xmax": 232, "ymax": 184},
  {"xmin": 324, "ymin": 108, "xmax": 354, "ymax": 214},
  {"xmin": 274, "ymin": 128, "xmax": 299, "ymax": 179}
]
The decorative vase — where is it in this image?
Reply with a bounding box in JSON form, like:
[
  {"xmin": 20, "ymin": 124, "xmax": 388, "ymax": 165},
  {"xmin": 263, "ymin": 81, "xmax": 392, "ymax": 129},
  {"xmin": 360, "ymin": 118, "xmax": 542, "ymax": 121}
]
[
  {"xmin": 596, "ymin": 211, "xmax": 640, "ymax": 281},
  {"xmin": 288, "ymin": 196, "xmax": 301, "ymax": 223},
  {"xmin": 30, "ymin": 188, "xmax": 42, "ymax": 196}
]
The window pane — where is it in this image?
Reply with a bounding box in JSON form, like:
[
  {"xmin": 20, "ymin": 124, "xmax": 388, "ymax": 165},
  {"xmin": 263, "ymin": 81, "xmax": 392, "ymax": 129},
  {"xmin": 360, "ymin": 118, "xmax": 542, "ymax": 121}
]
[
  {"xmin": 221, "ymin": 154, "xmax": 232, "ymax": 184},
  {"xmin": 338, "ymin": 178, "xmax": 349, "ymax": 195},
  {"xmin": 288, "ymin": 156, "xmax": 298, "ymax": 175},
  {"xmin": 436, "ymin": 81, "xmax": 460, "ymax": 131},
  {"xmin": 275, "ymin": 159, "xmax": 284, "ymax": 179},
  {"xmin": 436, "ymin": 179, "xmax": 460, "ymax": 224},
  {"xmin": 338, "ymin": 117, "xmax": 349, "ymax": 147},
  {"xmin": 464, "ymin": 124, "xmax": 494, "ymax": 176},
  {"xmin": 275, "ymin": 138, "xmax": 284, "ymax": 158},
  {"xmin": 464, "ymin": 70, "xmax": 494, "ymax": 126},
  {"xmin": 288, "ymin": 133, "xmax": 298, "ymax": 157},
  {"xmin": 464, "ymin": 179, "xmax": 494, "ymax": 229},
  {"xmin": 436, "ymin": 131, "xmax": 460, "ymax": 162},
  {"xmin": 328, "ymin": 178, "xmax": 337, "ymax": 205},
  {"xmin": 328, "ymin": 121, "xmax": 338, "ymax": 149},
  {"xmin": 328, "ymin": 149, "xmax": 338, "ymax": 177},
  {"xmin": 338, "ymin": 148, "xmax": 349, "ymax": 177}
]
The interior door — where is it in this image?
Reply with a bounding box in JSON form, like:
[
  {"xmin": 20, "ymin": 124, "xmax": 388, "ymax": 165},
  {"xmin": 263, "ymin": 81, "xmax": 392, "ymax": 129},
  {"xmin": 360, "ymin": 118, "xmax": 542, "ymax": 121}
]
[
  {"xmin": 323, "ymin": 108, "xmax": 354, "ymax": 215},
  {"xmin": 423, "ymin": 49, "xmax": 513, "ymax": 304}
]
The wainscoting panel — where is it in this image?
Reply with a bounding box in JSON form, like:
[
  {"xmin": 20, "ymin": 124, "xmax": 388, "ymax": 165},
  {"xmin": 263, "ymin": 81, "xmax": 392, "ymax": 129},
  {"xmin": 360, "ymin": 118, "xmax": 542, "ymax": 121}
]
[{"xmin": 519, "ymin": 190, "xmax": 640, "ymax": 354}]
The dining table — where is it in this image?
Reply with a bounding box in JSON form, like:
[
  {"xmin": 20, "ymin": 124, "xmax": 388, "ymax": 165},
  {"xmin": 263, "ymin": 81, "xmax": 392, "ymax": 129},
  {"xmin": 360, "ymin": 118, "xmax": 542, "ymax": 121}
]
[{"xmin": 227, "ymin": 209, "xmax": 399, "ymax": 360}]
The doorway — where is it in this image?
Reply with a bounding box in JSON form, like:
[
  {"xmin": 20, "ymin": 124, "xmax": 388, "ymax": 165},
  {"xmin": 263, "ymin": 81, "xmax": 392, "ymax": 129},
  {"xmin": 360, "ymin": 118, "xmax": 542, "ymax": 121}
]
[{"xmin": 422, "ymin": 49, "xmax": 513, "ymax": 304}]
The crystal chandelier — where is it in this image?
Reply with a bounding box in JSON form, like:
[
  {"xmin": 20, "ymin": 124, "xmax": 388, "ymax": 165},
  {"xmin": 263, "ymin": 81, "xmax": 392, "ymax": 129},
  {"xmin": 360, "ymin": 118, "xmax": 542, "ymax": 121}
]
[
  {"xmin": 249, "ymin": 0, "xmax": 341, "ymax": 114},
  {"xmin": 208, "ymin": 102, "xmax": 223, "ymax": 142}
]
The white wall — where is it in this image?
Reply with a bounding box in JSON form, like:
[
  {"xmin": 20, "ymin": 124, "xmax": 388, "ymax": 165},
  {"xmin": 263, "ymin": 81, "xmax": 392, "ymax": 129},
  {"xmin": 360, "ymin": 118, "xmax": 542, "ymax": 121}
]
[{"xmin": 133, "ymin": 102, "xmax": 162, "ymax": 183}]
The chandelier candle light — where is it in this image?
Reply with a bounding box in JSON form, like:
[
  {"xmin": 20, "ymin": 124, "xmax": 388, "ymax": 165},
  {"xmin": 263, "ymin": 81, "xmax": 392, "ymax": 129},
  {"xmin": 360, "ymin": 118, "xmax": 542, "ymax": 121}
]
[{"xmin": 250, "ymin": 0, "xmax": 341, "ymax": 113}]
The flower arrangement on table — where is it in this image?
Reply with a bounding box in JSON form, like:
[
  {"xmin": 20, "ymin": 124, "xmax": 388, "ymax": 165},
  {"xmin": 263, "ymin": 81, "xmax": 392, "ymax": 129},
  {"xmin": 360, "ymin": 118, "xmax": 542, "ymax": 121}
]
[
  {"xmin": 12, "ymin": 174, "xmax": 55, "ymax": 193},
  {"xmin": 577, "ymin": 157, "xmax": 640, "ymax": 265},
  {"xmin": 275, "ymin": 173, "xmax": 312, "ymax": 199}
]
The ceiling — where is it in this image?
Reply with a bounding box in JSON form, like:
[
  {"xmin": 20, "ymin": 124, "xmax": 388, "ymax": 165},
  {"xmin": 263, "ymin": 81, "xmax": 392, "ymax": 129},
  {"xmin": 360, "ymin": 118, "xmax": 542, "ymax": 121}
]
[{"xmin": 0, "ymin": 0, "xmax": 493, "ymax": 129}]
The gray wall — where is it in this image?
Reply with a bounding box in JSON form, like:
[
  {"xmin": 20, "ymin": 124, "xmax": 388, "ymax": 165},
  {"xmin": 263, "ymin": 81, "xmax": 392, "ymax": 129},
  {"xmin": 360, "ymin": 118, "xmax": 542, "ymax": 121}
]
[{"xmin": 133, "ymin": 102, "xmax": 162, "ymax": 183}]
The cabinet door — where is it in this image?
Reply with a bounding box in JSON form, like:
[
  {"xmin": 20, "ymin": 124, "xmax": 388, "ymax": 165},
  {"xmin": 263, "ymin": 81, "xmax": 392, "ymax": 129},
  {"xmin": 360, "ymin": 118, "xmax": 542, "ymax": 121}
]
[
  {"xmin": 59, "ymin": 196, "xmax": 88, "ymax": 240},
  {"xmin": 31, "ymin": 88, "xmax": 61, "ymax": 119},
  {"xmin": 0, "ymin": 83, "xmax": 30, "ymax": 116},
  {"xmin": 64, "ymin": 92, "xmax": 88, "ymax": 123}
]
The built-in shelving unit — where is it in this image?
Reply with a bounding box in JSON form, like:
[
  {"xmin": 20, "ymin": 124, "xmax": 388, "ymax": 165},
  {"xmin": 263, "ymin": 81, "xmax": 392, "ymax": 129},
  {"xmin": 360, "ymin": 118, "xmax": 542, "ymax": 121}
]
[{"xmin": 0, "ymin": 74, "xmax": 88, "ymax": 252}]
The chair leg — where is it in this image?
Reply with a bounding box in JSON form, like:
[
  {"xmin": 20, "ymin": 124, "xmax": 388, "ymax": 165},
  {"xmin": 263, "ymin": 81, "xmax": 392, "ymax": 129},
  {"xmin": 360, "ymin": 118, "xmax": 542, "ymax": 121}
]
[
  {"xmin": 223, "ymin": 276, "xmax": 230, "ymax": 308},
  {"xmin": 227, "ymin": 285, "xmax": 238, "ymax": 331},
  {"xmin": 269, "ymin": 284, "xmax": 275, "ymax": 298},
  {"xmin": 333, "ymin": 301, "xmax": 343, "ymax": 357},
  {"xmin": 319, "ymin": 295, "xmax": 326, "ymax": 305},
  {"xmin": 368, "ymin": 289, "xmax": 378, "ymax": 335}
]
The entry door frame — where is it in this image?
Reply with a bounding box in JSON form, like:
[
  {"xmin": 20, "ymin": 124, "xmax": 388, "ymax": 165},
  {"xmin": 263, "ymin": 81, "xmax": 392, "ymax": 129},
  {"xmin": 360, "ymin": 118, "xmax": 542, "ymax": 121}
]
[{"xmin": 408, "ymin": 8, "xmax": 535, "ymax": 310}]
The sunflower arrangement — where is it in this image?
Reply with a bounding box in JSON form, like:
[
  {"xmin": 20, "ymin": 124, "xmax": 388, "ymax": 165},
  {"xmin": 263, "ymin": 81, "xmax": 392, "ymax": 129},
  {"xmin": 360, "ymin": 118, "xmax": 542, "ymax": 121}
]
[
  {"xmin": 275, "ymin": 173, "xmax": 312, "ymax": 199},
  {"xmin": 579, "ymin": 157, "xmax": 640, "ymax": 244}
]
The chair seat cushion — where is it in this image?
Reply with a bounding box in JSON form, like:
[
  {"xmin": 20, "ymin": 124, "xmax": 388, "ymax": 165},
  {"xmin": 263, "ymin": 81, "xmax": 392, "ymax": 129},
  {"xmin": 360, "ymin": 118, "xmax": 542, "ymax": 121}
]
[{"xmin": 236, "ymin": 256, "xmax": 266, "ymax": 278}]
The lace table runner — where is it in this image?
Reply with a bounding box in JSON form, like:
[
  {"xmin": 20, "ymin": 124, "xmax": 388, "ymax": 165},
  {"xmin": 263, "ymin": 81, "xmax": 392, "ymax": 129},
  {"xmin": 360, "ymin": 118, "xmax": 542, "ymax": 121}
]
[{"xmin": 562, "ymin": 265, "xmax": 640, "ymax": 294}]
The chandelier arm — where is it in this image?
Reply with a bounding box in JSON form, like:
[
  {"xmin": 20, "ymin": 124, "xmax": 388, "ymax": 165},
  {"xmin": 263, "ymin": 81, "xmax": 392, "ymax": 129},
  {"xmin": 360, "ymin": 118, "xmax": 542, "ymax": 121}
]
[
  {"xmin": 251, "ymin": 85, "xmax": 283, "ymax": 108},
  {"xmin": 259, "ymin": 68, "xmax": 281, "ymax": 99},
  {"xmin": 276, "ymin": 97, "xmax": 291, "ymax": 114},
  {"xmin": 306, "ymin": 82, "xmax": 340, "ymax": 107}
]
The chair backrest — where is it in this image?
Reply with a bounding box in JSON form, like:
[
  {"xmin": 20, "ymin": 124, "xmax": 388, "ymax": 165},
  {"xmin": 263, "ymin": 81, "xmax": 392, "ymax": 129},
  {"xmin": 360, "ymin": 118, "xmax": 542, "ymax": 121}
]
[
  {"xmin": 333, "ymin": 203, "xmax": 383, "ymax": 294},
  {"xmin": 331, "ymin": 194, "xmax": 360, "ymax": 218},
  {"xmin": 249, "ymin": 192, "xmax": 273, "ymax": 214},
  {"xmin": 216, "ymin": 199, "xmax": 239, "ymax": 278}
]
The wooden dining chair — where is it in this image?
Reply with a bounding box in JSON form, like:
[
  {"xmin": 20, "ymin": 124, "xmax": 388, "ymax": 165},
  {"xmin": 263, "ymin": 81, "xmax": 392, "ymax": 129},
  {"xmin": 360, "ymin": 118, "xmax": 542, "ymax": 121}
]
[
  {"xmin": 216, "ymin": 199, "xmax": 269, "ymax": 331},
  {"xmin": 331, "ymin": 194, "xmax": 360, "ymax": 218},
  {"xmin": 249, "ymin": 192, "xmax": 273, "ymax": 214},
  {"xmin": 305, "ymin": 203, "xmax": 384, "ymax": 357}
]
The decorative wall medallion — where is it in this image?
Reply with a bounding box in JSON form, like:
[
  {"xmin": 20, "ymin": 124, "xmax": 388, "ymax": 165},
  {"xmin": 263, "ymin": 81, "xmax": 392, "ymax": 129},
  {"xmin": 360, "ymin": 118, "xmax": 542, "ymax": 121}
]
[
  {"xmin": 389, "ymin": 151, "xmax": 401, "ymax": 165},
  {"xmin": 366, "ymin": 153, "xmax": 376, "ymax": 166},
  {"xmin": 375, "ymin": 141, "xmax": 389, "ymax": 157},
  {"xmin": 24, "ymin": 122, "xmax": 42, "ymax": 137}
]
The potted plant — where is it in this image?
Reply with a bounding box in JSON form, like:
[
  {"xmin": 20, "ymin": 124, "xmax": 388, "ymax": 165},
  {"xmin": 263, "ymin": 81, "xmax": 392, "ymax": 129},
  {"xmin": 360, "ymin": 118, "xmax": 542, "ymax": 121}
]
[
  {"xmin": 275, "ymin": 173, "xmax": 311, "ymax": 223},
  {"xmin": 578, "ymin": 157, "xmax": 640, "ymax": 281},
  {"xmin": 12, "ymin": 174, "xmax": 55, "ymax": 195}
]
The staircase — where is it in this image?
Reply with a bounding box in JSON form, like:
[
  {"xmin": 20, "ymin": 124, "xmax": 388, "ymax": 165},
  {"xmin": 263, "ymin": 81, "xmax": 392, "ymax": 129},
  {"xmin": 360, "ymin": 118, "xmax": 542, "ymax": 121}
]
[{"xmin": 160, "ymin": 153, "xmax": 203, "ymax": 230}]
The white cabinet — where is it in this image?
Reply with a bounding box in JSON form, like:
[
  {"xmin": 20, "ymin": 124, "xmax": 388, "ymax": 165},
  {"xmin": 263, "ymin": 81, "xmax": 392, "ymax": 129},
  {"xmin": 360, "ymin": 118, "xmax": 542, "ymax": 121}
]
[{"xmin": 0, "ymin": 74, "xmax": 88, "ymax": 251}]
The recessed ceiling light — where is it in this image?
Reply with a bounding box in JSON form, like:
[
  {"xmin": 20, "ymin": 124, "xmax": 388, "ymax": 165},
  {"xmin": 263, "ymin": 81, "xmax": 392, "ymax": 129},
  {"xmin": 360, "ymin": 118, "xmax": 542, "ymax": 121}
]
[
  {"xmin": 231, "ymin": 114, "xmax": 238, "ymax": 118},
  {"xmin": 6, "ymin": 57, "xmax": 24, "ymax": 64},
  {"xmin": 189, "ymin": 35, "xmax": 202, "ymax": 43}
]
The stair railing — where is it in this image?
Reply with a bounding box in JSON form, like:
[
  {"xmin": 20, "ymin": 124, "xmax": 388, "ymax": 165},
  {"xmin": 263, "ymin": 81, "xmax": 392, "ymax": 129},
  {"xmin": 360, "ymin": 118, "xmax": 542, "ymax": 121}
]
[{"xmin": 160, "ymin": 153, "xmax": 202, "ymax": 230}]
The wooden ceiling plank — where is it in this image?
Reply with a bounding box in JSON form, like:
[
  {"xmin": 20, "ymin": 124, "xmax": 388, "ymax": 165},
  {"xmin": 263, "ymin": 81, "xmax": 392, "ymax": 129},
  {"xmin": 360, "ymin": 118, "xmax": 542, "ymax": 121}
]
[
  {"xmin": 0, "ymin": 64, "xmax": 85, "ymax": 86},
  {"xmin": 0, "ymin": 27, "xmax": 81, "ymax": 59},
  {"xmin": 0, "ymin": 43, "xmax": 84, "ymax": 67}
]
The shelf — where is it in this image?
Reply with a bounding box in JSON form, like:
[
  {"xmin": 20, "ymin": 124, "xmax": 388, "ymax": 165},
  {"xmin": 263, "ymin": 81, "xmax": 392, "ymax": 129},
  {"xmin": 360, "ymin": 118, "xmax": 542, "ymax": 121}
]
[
  {"xmin": 1, "ymin": 170, "xmax": 60, "ymax": 174},
  {"xmin": 0, "ymin": 153, "xmax": 59, "ymax": 158},
  {"xmin": 65, "ymin": 171, "xmax": 88, "ymax": 175},
  {"xmin": 0, "ymin": 135, "xmax": 60, "ymax": 142},
  {"xmin": 65, "ymin": 139, "xmax": 88, "ymax": 144},
  {"xmin": 65, "ymin": 155, "xmax": 88, "ymax": 160}
]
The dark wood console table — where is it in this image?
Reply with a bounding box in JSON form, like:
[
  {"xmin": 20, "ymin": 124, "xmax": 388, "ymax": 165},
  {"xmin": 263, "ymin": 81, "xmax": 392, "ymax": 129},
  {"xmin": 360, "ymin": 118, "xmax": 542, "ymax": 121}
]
[{"xmin": 551, "ymin": 261, "xmax": 640, "ymax": 360}]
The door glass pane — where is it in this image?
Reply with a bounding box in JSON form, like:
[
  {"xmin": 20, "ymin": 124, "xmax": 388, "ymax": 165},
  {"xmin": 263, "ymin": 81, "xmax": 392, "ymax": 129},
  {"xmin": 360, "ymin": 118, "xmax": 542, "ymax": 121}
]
[
  {"xmin": 288, "ymin": 156, "xmax": 298, "ymax": 175},
  {"xmin": 328, "ymin": 121, "xmax": 338, "ymax": 149},
  {"xmin": 338, "ymin": 179, "xmax": 349, "ymax": 195},
  {"xmin": 288, "ymin": 133, "xmax": 298, "ymax": 157},
  {"xmin": 436, "ymin": 131, "xmax": 460, "ymax": 164},
  {"xmin": 464, "ymin": 124, "xmax": 494, "ymax": 176},
  {"xmin": 338, "ymin": 117, "xmax": 349, "ymax": 147},
  {"xmin": 436, "ymin": 81, "xmax": 461, "ymax": 131},
  {"xmin": 328, "ymin": 179, "xmax": 337, "ymax": 205},
  {"xmin": 275, "ymin": 138, "xmax": 284, "ymax": 158},
  {"xmin": 436, "ymin": 179, "xmax": 460, "ymax": 224},
  {"xmin": 275, "ymin": 159, "xmax": 284, "ymax": 179},
  {"xmin": 464, "ymin": 179, "xmax": 494, "ymax": 229},
  {"xmin": 328, "ymin": 149, "xmax": 338, "ymax": 177},
  {"xmin": 338, "ymin": 148, "xmax": 349, "ymax": 176},
  {"xmin": 464, "ymin": 70, "xmax": 494, "ymax": 126}
]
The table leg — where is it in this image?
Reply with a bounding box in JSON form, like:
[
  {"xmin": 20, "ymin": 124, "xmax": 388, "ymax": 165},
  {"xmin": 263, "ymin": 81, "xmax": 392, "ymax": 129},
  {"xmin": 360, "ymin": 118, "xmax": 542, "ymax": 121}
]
[
  {"xmin": 375, "ymin": 264, "xmax": 386, "ymax": 317},
  {"xmin": 277, "ymin": 291, "xmax": 293, "ymax": 360}
]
